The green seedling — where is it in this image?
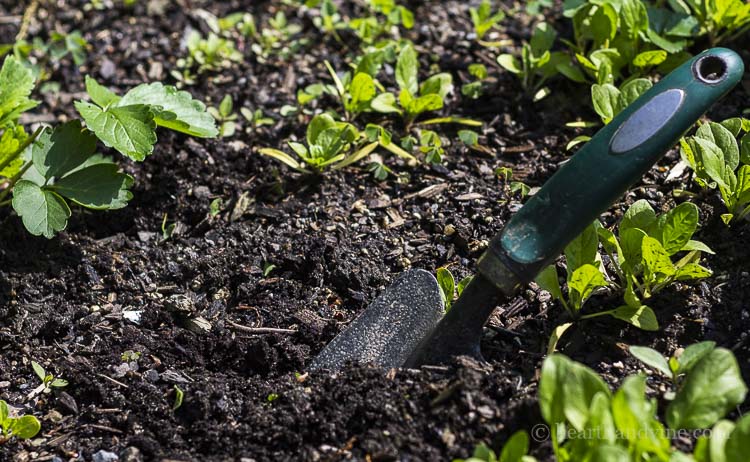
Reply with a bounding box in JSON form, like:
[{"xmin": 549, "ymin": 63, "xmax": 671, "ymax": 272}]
[
  {"xmin": 347, "ymin": 0, "xmax": 414, "ymax": 45},
  {"xmin": 591, "ymin": 77, "xmax": 652, "ymax": 124},
  {"xmin": 324, "ymin": 59, "xmax": 400, "ymax": 120},
  {"xmin": 395, "ymin": 44, "xmax": 454, "ymax": 127},
  {"xmin": 629, "ymin": 341, "xmax": 716, "ymax": 389},
  {"xmin": 673, "ymin": 0, "xmax": 750, "ymax": 46},
  {"xmin": 240, "ymin": 107, "xmax": 274, "ymax": 130},
  {"xmin": 209, "ymin": 95, "xmax": 237, "ymax": 137},
  {"xmin": 259, "ymin": 113, "xmax": 378, "ymax": 174},
  {"xmin": 174, "ymin": 31, "xmax": 242, "ymax": 82},
  {"xmin": 29, "ymin": 360, "xmax": 68, "ymax": 398},
  {"xmin": 680, "ymin": 117, "xmax": 750, "ymax": 224},
  {"xmin": 172, "ymin": 385, "xmax": 184, "ymax": 411},
  {"xmin": 537, "ymin": 350, "xmax": 747, "ymax": 461},
  {"xmin": 161, "ymin": 213, "xmax": 176, "ymax": 241},
  {"xmin": 209, "ymin": 198, "xmax": 223, "ymax": 217},
  {"xmin": 537, "ymin": 200, "xmax": 712, "ymax": 351},
  {"xmin": 461, "ymin": 63, "xmax": 489, "ymax": 100},
  {"xmin": 454, "ymin": 433, "xmax": 534, "ymax": 462},
  {"xmin": 4, "ymin": 72, "xmax": 217, "ymax": 239},
  {"xmin": 497, "ymin": 22, "xmax": 571, "ymax": 100},
  {"xmin": 469, "ymin": 0, "xmax": 506, "ymax": 40},
  {"xmin": 435, "ymin": 267, "xmax": 472, "ymax": 312},
  {"xmin": 364, "ymin": 123, "xmax": 417, "ymax": 164},
  {"xmin": 249, "ymin": 11, "xmax": 306, "ymax": 63},
  {"xmin": 495, "ymin": 167, "xmax": 531, "ymax": 200},
  {"xmin": 562, "ymin": 0, "xmax": 692, "ymax": 86},
  {"xmin": 0, "ymin": 400, "xmax": 41, "ymax": 443}
]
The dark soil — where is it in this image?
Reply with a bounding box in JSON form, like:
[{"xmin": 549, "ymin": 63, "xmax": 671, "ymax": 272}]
[{"xmin": 0, "ymin": 1, "xmax": 748, "ymax": 461}]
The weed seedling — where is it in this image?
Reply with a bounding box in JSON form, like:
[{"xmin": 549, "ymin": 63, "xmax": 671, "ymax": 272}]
[
  {"xmin": 29, "ymin": 360, "xmax": 68, "ymax": 398},
  {"xmin": 0, "ymin": 400, "xmax": 40, "ymax": 443},
  {"xmin": 209, "ymin": 95, "xmax": 238, "ymax": 137},
  {"xmin": 435, "ymin": 267, "xmax": 472, "ymax": 312},
  {"xmin": 469, "ymin": 0, "xmax": 506, "ymax": 41}
]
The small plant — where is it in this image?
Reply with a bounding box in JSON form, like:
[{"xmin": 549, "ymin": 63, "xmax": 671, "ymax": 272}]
[
  {"xmin": 461, "ymin": 63, "xmax": 490, "ymax": 100},
  {"xmin": 537, "ymin": 200, "xmax": 712, "ymax": 350},
  {"xmin": 249, "ymin": 11, "xmax": 306, "ymax": 63},
  {"xmin": 240, "ymin": 107, "xmax": 274, "ymax": 130},
  {"xmin": 172, "ymin": 385, "xmax": 184, "ymax": 411},
  {"xmin": 0, "ymin": 56, "xmax": 217, "ymax": 238},
  {"xmin": 209, "ymin": 95, "xmax": 238, "ymax": 137},
  {"xmin": 629, "ymin": 341, "xmax": 716, "ymax": 389},
  {"xmin": 537, "ymin": 349, "xmax": 747, "ymax": 461},
  {"xmin": 435, "ymin": 267, "xmax": 472, "ymax": 312},
  {"xmin": 324, "ymin": 59, "xmax": 400, "ymax": 120},
  {"xmin": 173, "ymin": 31, "xmax": 242, "ymax": 84},
  {"xmin": 347, "ymin": 0, "xmax": 414, "ymax": 45},
  {"xmin": 0, "ymin": 400, "xmax": 40, "ymax": 443},
  {"xmin": 469, "ymin": 0, "xmax": 506, "ymax": 40},
  {"xmin": 454, "ymin": 433, "xmax": 534, "ymax": 462},
  {"xmin": 395, "ymin": 44, "xmax": 454, "ymax": 127},
  {"xmin": 680, "ymin": 117, "xmax": 750, "ymax": 224},
  {"xmin": 497, "ymin": 22, "xmax": 570, "ymax": 100},
  {"xmin": 674, "ymin": 0, "xmax": 750, "ymax": 46},
  {"xmin": 258, "ymin": 113, "xmax": 377, "ymax": 174},
  {"xmin": 29, "ymin": 360, "xmax": 68, "ymax": 397},
  {"xmin": 591, "ymin": 78, "xmax": 652, "ymax": 125}
]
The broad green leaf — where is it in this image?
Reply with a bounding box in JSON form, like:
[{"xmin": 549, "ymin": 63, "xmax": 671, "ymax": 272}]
[
  {"xmin": 568, "ymin": 264, "xmax": 608, "ymax": 311},
  {"xmin": 8, "ymin": 415, "xmax": 40, "ymax": 439},
  {"xmin": 562, "ymin": 356, "xmax": 612, "ymax": 431},
  {"xmin": 621, "ymin": 199, "xmax": 657, "ymax": 232},
  {"xmin": 629, "ymin": 346, "xmax": 672, "ymax": 377},
  {"xmin": 596, "ymin": 224, "xmax": 623, "ymax": 264},
  {"xmin": 740, "ymin": 134, "xmax": 750, "ymax": 164},
  {"xmin": 725, "ymin": 414, "xmax": 750, "ymax": 462},
  {"xmin": 676, "ymin": 341, "xmax": 716, "ymax": 375},
  {"xmin": 675, "ymin": 263, "xmax": 712, "ymax": 281},
  {"xmin": 457, "ymin": 276, "xmax": 472, "ymax": 297},
  {"xmin": 708, "ymin": 419, "xmax": 735, "ymax": 462},
  {"xmin": 12, "ymin": 180, "xmax": 71, "ymax": 238},
  {"xmin": 407, "ymin": 93, "xmax": 443, "ymax": 117},
  {"xmin": 499, "ymin": 430, "xmax": 529, "ymax": 462},
  {"xmin": 497, "ymin": 55, "xmax": 522, "ymax": 74},
  {"xmin": 590, "ymin": 4, "xmax": 618, "ymax": 45},
  {"xmin": 0, "ymin": 125, "xmax": 27, "ymax": 178},
  {"xmin": 620, "ymin": 228, "xmax": 647, "ymax": 272},
  {"xmin": 535, "ymin": 265, "xmax": 563, "ymax": 302},
  {"xmin": 52, "ymin": 163, "xmax": 133, "ymax": 210},
  {"xmin": 118, "ymin": 81, "xmax": 218, "ymax": 137},
  {"xmin": 610, "ymin": 305, "xmax": 658, "ymax": 330},
  {"xmin": 306, "ymin": 113, "xmax": 337, "ymax": 146},
  {"xmin": 681, "ymin": 240, "xmax": 714, "ymax": 254},
  {"xmin": 693, "ymin": 137, "xmax": 730, "ymax": 188},
  {"xmin": 633, "ymin": 50, "xmax": 668, "ymax": 67},
  {"xmin": 666, "ymin": 348, "xmax": 748, "ymax": 429},
  {"xmin": 591, "ymin": 83, "xmax": 619, "ymax": 124},
  {"xmin": 349, "ymin": 72, "xmax": 376, "ymax": 109},
  {"xmin": 421, "ymin": 73, "xmax": 453, "ymax": 98},
  {"xmin": 32, "ymin": 121, "xmax": 97, "ymax": 180},
  {"xmin": 31, "ymin": 360, "xmax": 45, "ymax": 380},
  {"xmin": 370, "ymin": 92, "xmax": 401, "ymax": 114},
  {"xmin": 539, "ymin": 353, "xmax": 569, "ymax": 426},
  {"xmin": 396, "ymin": 44, "xmax": 418, "ymax": 95},
  {"xmin": 696, "ymin": 122, "xmax": 739, "ymax": 171},
  {"xmin": 530, "ymin": 22, "xmax": 556, "ymax": 56},
  {"xmin": 0, "ymin": 55, "xmax": 38, "ymax": 127},
  {"xmin": 565, "ymin": 222, "xmax": 599, "ymax": 273},
  {"xmin": 84, "ymin": 75, "xmax": 120, "ymax": 108},
  {"xmin": 585, "ymin": 392, "xmax": 616, "ymax": 444},
  {"xmin": 642, "ymin": 236, "xmax": 676, "ymax": 279},
  {"xmin": 620, "ymin": 0, "xmax": 649, "ymax": 40},
  {"xmin": 721, "ymin": 117, "xmax": 743, "ymax": 137},
  {"xmin": 658, "ymin": 202, "xmax": 699, "ymax": 255},
  {"xmin": 0, "ymin": 400, "xmax": 8, "ymax": 423},
  {"xmin": 436, "ymin": 267, "xmax": 455, "ymax": 310},
  {"xmin": 589, "ymin": 445, "xmax": 629, "ymax": 462},
  {"xmin": 75, "ymin": 101, "xmax": 157, "ymax": 161},
  {"xmin": 612, "ymin": 375, "xmax": 670, "ymax": 455},
  {"xmin": 547, "ymin": 322, "xmax": 573, "ymax": 355},
  {"xmin": 618, "ymin": 78, "xmax": 652, "ymax": 109}
]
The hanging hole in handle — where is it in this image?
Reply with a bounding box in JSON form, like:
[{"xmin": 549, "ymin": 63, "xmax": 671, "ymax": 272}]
[{"xmin": 694, "ymin": 55, "xmax": 728, "ymax": 84}]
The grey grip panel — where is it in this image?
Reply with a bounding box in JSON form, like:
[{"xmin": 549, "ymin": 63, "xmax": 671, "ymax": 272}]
[{"xmin": 610, "ymin": 89, "xmax": 686, "ymax": 155}]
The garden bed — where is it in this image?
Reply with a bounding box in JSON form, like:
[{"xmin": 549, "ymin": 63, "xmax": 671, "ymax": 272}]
[{"xmin": 0, "ymin": 0, "xmax": 748, "ymax": 460}]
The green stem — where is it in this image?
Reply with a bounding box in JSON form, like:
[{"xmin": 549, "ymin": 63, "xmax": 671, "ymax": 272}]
[
  {"xmin": 0, "ymin": 160, "xmax": 33, "ymax": 204},
  {"xmin": 0, "ymin": 126, "xmax": 43, "ymax": 174}
]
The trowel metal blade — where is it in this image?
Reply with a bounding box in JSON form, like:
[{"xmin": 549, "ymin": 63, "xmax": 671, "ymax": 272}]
[{"xmin": 309, "ymin": 269, "xmax": 444, "ymax": 370}]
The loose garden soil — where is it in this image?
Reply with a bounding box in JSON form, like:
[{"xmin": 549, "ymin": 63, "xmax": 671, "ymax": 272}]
[{"xmin": 0, "ymin": 1, "xmax": 748, "ymax": 461}]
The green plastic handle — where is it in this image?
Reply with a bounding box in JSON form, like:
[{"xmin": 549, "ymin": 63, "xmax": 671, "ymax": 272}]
[{"xmin": 478, "ymin": 48, "xmax": 744, "ymax": 288}]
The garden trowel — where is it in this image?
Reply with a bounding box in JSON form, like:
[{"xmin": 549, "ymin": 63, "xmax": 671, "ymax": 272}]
[{"xmin": 310, "ymin": 48, "xmax": 744, "ymax": 370}]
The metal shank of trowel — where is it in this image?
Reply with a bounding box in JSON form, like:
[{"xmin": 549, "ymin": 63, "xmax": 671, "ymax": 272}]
[
  {"xmin": 404, "ymin": 48, "xmax": 744, "ymax": 368},
  {"xmin": 478, "ymin": 48, "xmax": 744, "ymax": 292}
]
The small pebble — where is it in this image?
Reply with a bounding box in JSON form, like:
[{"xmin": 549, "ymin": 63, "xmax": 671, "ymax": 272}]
[{"xmin": 92, "ymin": 450, "xmax": 119, "ymax": 462}]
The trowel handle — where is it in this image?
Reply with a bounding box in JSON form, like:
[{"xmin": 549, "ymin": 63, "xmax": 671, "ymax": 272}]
[{"xmin": 478, "ymin": 48, "xmax": 744, "ymax": 289}]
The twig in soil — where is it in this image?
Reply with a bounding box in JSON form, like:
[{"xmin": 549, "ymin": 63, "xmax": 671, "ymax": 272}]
[
  {"xmin": 96, "ymin": 373, "xmax": 129, "ymax": 389},
  {"xmin": 226, "ymin": 320, "xmax": 297, "ymax": 335},
  {"xmin": 84, "ymin": 424, "xmax": 123, "ymax": 435}
]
